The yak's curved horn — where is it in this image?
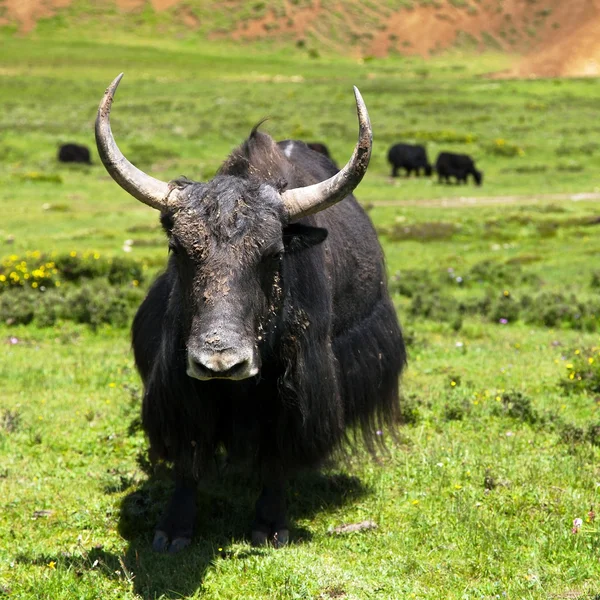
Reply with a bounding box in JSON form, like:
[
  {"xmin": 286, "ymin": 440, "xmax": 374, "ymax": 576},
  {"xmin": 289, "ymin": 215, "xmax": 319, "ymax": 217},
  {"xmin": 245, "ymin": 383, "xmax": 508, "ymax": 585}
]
[
  {"xmin": 95, "ymin": 73, "xmax": 172, "ymax": 211},
  {"xmin": 281, "ymin": 86, "xmax": 372, "ymax": 221}
]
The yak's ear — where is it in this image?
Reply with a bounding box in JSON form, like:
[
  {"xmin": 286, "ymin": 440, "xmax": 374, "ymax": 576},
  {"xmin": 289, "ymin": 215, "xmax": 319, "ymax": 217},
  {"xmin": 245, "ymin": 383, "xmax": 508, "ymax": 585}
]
[{"xmin": 283, "ymin": 223, "xmax": 328, "ymax": 253}]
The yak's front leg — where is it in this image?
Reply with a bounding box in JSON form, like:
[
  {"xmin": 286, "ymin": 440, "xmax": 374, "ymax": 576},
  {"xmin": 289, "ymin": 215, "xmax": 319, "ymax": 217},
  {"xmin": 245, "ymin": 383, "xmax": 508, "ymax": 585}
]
[
  {"xmin": 252, "ymin": 475, "xmax": 289, "ymax": 548},
  {"xmin": 153, "ymin": 471, "xmax": 197, "ymax": 553}
]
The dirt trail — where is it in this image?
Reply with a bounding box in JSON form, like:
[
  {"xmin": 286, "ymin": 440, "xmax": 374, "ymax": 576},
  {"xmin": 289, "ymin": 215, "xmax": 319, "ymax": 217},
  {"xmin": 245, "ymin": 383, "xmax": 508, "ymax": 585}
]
[{"xmin": 369, "ymin": 191, "xmax": 600, "ymax": 209}]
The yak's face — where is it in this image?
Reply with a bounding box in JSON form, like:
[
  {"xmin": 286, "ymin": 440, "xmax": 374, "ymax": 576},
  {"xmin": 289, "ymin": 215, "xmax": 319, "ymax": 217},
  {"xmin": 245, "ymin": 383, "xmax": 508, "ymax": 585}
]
[{"xmin": 162, "ymin": 176, "xmax": 326, "ymax": 381}]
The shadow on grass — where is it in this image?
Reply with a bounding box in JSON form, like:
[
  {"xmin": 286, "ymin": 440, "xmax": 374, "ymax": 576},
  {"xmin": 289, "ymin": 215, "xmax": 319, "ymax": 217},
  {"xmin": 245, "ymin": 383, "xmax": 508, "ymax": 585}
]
[
  {"xmin": 116, "ymin": 465, "xmax": 368, "ymax": 598},
  {"xmin": 14, "ymin": 467, "xmax": 366, "ymax": 597}
]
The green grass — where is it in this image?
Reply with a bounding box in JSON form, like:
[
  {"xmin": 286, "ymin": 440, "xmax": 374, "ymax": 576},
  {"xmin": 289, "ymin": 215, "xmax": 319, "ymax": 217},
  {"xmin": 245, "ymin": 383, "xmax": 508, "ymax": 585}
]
[{"xmin": 2, "ymin": 15, "xmax": 600, "ymax": 600}]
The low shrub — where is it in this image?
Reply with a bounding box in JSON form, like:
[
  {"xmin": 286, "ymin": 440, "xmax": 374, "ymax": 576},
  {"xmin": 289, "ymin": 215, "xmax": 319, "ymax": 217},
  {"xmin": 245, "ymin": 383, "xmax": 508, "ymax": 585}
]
[
  {"xmin": 389, "ymin": 269, "xmax": 441, "ymax": 297},
  {"xmin": 0, "ymin": 244, "xmax": 157, "ymax": 328},
  {"xmin": 488, "ymin": 292, "xmax": 520, "ymax": 325},
  {"xmin": 0, "ymin": 251, "xmax": 148, "ymax": 293},
  {"xmin": 559, "ymin": 348, "xmax": 600, "ymax": 395},
  {"xmin": 402, "ymin": 275, "xmax": 599, "ymax": 332},
  {"xmin": 398, "ymin": 394, "xmax": 421, "ymax": 425},
  {"xmin": 484, "ymin": 138, "xmax": 524, "ymax": 157},
  {"xmin": 395, "ymin": 129, "xmax": 476, "ymax": 143},
  {"xmin": 558, "ymin": 421, "xmax": 600, "ymax": 447},
  {"xmin": 409, "ymin": 291, "xmax": 460, "ymax": 323},
  {"xmin": 386, "ymin": 221, "xmax": 459, "ymax": 242},
  {"xmin": 522, "ymin": 293, "xmax": 599, "ymax": 331},
  {"xmin": 0, "ymin": 280, "xmax": 145, "ymax": 329},
  {"xmin": 491, "ymin": 391, "xmax": 539, "ymax": 424}
]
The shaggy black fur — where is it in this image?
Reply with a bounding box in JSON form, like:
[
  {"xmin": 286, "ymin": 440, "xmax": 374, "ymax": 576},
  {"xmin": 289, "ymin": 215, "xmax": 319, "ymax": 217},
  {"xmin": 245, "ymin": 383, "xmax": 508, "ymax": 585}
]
[
  {"xmin": 132, "ymin": 130, "xmax": 406, "ymax": 551},
  {"xmin": 435, "ymin": 151, "xmax": 483, "ymax": 186},
  {"xmin": 387, "ymin": 143, "xmax": 432, "ymax": 178},
  {"xmin": 57, "ymin": 143, "xmax": 92, "ymax": 164}
]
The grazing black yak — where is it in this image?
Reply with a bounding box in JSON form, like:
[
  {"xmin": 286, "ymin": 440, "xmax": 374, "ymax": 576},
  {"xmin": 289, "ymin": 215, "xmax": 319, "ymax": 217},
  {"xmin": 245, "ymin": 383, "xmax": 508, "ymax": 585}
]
[
  {"xmin": 387, "ymin": 143, "xmax": 432, "ymax": 178},
  {"xmin": 57, "ymin": 143, "xmax": 92, "ymax": 164},
  {"xmin": 435, "ymin": 152, "xmax": 483, "ymax": 186},
  {"xmin": 95, "ymin": 74, "xmax": 406, "ymax": 553}
]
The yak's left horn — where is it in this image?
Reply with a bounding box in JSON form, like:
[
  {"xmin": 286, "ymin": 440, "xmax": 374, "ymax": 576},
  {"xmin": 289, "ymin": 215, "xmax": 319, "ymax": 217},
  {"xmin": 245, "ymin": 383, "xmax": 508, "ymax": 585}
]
[
  {"xmin": 281, "ymin": 86, "xmax": 372, "ymax": 221},
  {"xmin": 95, "ymin": 74, "xmax": 173, "ymax": 211}
]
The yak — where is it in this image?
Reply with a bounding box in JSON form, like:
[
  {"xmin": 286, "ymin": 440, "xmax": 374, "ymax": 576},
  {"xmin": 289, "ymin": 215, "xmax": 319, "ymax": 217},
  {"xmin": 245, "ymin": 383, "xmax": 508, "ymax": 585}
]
[
  {"xmin": 95, "ymin": 74, "xmax": 406, "ymax": 553},
  {"xmin": 57, "ymin": 143, "xmax": 92, "ymax": 164},
  {"xmin": 435, "ymin": 151, "xmax": 482, "ymax": 186},
  {"xmin": 387, "ymin": 143, "xmax": 432, "ymax": 178}
]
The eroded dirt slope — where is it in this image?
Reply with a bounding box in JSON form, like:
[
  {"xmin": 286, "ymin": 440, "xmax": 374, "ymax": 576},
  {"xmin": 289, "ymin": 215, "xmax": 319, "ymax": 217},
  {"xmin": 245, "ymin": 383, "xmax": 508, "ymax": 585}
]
[{"xmin": 1, "ymin": 0, "xmax": 599, "ymax": 78}]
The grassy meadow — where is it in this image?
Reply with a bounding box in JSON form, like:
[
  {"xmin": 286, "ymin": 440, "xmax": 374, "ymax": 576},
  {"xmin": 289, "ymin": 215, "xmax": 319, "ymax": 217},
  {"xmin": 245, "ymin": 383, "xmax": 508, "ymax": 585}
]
[{"xmin": 1, "ymin": 18, "xmax": 600, "ymax": 600}]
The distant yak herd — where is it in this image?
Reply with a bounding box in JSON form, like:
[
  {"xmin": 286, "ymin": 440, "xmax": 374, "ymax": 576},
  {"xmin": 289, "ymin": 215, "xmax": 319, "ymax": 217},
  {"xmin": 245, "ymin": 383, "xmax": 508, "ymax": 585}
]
[
  {"xmin": 58, "ymin": 141, "xmax": 483, "ymax": 185},
  {"xmin": 387, "ymin": 143, "xmax": 483, "ymax": 186}
]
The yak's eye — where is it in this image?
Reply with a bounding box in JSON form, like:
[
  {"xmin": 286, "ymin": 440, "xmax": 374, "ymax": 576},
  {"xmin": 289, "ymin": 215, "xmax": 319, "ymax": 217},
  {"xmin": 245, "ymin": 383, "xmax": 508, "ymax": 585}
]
[
  {"xmin": 262, "ymin": 249, "xmax": 283, "ymax": 264},
  {"xmin": 168, "ymin": 242, "xmax": 180, "ymax": 255}
]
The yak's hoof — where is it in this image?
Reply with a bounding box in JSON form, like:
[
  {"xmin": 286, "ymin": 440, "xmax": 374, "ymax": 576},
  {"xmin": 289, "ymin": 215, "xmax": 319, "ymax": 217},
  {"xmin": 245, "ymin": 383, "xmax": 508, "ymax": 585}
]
[
  {"xmin": 251, "ymin": 528, "xmax": 289, "ymax": 548},
  {"xmin": 152, "ymin": 530, "xmax": 191, "ymax": 553},
  {"xmin": 251, "ymin": 529, "xmax": 268, "ymax": 547},
  {"xmin": 273, "ymin": 529, "xmax": 289, "ymax": 548},
  {"xmin": 152, "ymin": 530, "xmax": 170, "ymax": 553},
  {"xmin": 169, "ymin": 536, "xmax": 192, "ymax": 554}
]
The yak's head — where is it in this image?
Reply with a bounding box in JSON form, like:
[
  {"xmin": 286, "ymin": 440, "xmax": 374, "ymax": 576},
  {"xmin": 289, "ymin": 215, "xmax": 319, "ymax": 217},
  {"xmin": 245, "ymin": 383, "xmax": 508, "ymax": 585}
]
[
  {"xmin": 473, "ymin": 169, "xmax": 483, "ymax": 186},
  {"xmin": 95, "ymin": 74, "xmax": 372, "ymax": 381}
]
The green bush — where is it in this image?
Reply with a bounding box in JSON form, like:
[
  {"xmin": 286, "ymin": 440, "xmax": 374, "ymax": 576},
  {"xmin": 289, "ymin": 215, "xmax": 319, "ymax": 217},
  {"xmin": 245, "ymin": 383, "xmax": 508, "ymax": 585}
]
[
  {"xmin": 0, "ymin": 251, "xmax": 147, "ymax": 293},
  {"xmin": 491, "ymin": 391, "xmax": 539, "ymax": 424},
  {"xmin": 559, "ymin": 349, "xmax": 600, "ymax": 395},
  {"xmin": 409, "ymin": 291, "xmax": 460, "ymax": 322},
  {"xmin": 389, "ymin": 269, "xmax": 441, "ymax": 298},
  {"xmin": 386, "ymin": 221, "xmax": 459, "ymax": 242},
  {"xmin": 484, "ymin": 138, "xmax": 524, "ymax": 157},
  {"xmin": 488, "ymin": 292, "xmax": 520, "ymax": 324},
  {"xmin": 396, "ymin": 129, "xmax": 476, "ymax": 143},
  {"xmin": 0, "ymin": 282, "xmax": 145, "ymax": 329},
  {"xmin": 0, "ymin": 291, "xmax": 35, "ymax": 325},
  {"xmin": 521, "ymin": 293, "xmax": 599, "ymax": 331}
]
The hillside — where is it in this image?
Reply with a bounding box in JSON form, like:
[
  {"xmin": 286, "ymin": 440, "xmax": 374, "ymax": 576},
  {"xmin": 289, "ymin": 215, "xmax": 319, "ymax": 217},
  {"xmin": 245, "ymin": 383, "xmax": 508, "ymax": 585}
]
[{"xmin": 1, "ymin": 0, "xmax": 600, "ymax": 77}]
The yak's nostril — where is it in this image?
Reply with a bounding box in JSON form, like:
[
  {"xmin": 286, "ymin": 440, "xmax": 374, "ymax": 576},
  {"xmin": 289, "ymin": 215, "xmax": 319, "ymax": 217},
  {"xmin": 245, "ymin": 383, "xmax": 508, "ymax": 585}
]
[
  {"xmin": 187, "ymin": 350, "xmax": 258, "ymax": 381},
  {"xmin": 200, "ymin": 353, "xmax": 240, "ymax": 374}
]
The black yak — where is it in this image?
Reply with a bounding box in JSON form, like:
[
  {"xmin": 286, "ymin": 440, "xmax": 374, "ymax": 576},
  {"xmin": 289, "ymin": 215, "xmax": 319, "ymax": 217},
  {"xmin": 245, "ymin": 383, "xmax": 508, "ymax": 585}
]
[
  {"xmin": 387, "ymin": 143, "xmax": 432, "ymax": 178},
  {"xmin": 435, "ymin": 152, "xmax": 482, "ymax": 186},
  {"xmin": 57, "ymin": 143, "xmax": 92, "ymax": 164},
  {"xmin": 95, "ymin": 74, "xmax": 406, "ymax": 553}
]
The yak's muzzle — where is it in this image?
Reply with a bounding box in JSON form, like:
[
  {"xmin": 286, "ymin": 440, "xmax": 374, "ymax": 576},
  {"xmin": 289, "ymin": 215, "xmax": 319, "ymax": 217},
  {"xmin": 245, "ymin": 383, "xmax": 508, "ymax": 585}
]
[{"xmin": 186, "ymin": 348, "xmax": 259, "ymax": 381}]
